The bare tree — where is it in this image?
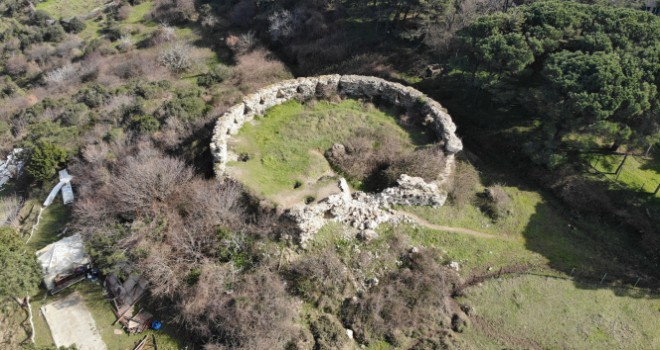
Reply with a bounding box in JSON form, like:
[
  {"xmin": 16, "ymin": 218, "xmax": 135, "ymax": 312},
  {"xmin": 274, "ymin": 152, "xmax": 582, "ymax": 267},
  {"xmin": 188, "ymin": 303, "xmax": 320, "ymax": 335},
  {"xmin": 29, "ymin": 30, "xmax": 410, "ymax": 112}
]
[
  {"xmin": 158, "ymin": 42, "xmax": 194, "ymax": 73},
  {"xmin": 0, "ymin": 195, "xmax": 23, "ymax": 228},
  {"xmin": 109, "ymin": 146, "xmax": 194, "ymax": 213}
]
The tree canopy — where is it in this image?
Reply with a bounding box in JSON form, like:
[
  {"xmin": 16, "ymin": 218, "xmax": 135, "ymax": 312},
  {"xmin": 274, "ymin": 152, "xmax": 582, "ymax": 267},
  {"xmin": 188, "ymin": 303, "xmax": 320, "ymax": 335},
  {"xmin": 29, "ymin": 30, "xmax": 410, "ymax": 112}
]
[
  {"xmin": 0, "ymin": 227, "xmax": 41, "ymax": 298},
  {"xmin": 456, "ymin": 1, "xmax": 660, "ymax": 165}
]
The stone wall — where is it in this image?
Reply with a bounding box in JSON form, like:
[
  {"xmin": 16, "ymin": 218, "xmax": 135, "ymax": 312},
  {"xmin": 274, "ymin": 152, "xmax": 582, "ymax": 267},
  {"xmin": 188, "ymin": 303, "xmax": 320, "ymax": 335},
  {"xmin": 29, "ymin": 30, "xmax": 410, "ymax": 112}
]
[
  {"xmin": 210, "ymin": 75, "xmax": 464, "ymax": 245},
  {"xmin": 210, "ymin": 75, "xmax": 463, "ymax": 175}
]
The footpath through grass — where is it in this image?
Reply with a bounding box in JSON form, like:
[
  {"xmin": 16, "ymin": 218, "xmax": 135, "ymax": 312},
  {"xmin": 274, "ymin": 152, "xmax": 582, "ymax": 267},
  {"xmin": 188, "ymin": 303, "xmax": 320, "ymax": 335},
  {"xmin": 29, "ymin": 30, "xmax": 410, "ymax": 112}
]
[{"xmin": 228, "ymin": 99, "xmax": 433, "ymax": 204}]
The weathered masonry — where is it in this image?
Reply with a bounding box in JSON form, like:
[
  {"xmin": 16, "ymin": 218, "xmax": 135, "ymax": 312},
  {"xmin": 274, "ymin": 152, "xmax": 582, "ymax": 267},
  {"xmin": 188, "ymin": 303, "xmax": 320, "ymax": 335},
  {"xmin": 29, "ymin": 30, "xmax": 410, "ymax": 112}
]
[
  {"xmin": 211, "ymin": 75, "xmax": 463, "ymax": 175},
  {"xmin": 210, "ymin": 75, "xmax": 464, "ymax": 245}
]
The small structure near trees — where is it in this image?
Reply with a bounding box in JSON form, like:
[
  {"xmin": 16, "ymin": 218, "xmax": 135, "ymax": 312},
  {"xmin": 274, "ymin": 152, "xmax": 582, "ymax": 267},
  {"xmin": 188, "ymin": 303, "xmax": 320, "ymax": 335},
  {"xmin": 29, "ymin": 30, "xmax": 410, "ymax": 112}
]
[
  {"xmin": 105, "ymin": 274, "xmax": 152, "ymax": 333},
  {"xmin": 36, "ymin": 233, "xmax": 90, "ymax": 294}
]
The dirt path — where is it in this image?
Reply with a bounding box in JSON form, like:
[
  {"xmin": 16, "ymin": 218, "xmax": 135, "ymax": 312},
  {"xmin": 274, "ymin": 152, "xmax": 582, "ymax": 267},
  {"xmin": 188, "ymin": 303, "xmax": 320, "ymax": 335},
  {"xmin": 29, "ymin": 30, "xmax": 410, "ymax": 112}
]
[{"xmin": 394, "ymin": 210, "xmax": 506, "ymax": 240}]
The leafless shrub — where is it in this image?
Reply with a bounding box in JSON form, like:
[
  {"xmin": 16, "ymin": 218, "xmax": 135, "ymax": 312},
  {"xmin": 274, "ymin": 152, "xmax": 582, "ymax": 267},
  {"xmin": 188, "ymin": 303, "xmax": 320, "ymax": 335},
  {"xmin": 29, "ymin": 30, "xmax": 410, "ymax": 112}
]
[
  {"xmin": 327, "ymin": 132, "xmax": 446, "ymax": 191},
  {"xmin": 44, "ymin": 63, "xmax": 78, "ymax": 84},
  {"xmin": 448, "ymin": 160, "xmax": 480, "ymax": 207},
  {"xmin": 158, "ymin": 42, "xmax": 194, "ymax": 73},
  {"xmin": 101, "ymin": 94, "xmax": 135, "ymax": 115},
  {"xmin": 200, "ymin": 12, "xmax": 220, "ymax": 28},
  {"xmin": 181, "ymin": 268, "xmax": 300, "ymax": 350},
  {"xmin": 232, "ymin": 49, "xmax": 291, "ymax": 91},
  {"xmin": 109, "ymin": 147, "xmax": 194, "ymax": 213},
  {"xmin": 82, "ymin": 143, "xmax": 110, "ymax": 164},
  {"xmin": 226, "ymin": 31, "xmax": 257, "ymax": 55},
  {"xmin": 148, "ymin": 22, "xmax": 176, "ymax": 46},
  {"xmin": 480, "ymin": 184, "xmax": 512, "ymax": 220},
  {"xmin": 151, "ymin": 0, "xmax": 198, "ymax": 23},
  {"xmin": 116, "ymin": 4, "xmax": 132, "ymax": 21},
  {"xmin": 54, "ymin": 38, "xmax": 83, "ymax": 58},
  {"xmin": 4, "ymin": 54, "xmax": 29, "ymax": 78},
  {"xmin": 26, "ymin": 43, "xmax": 55, "ymax": 66},
  {"xmin": 268, "ymin": 10, "xmax": 296, "ymax": 42},
  {"xmin": 383, "ymin": 146, "xmax": 446, "ymax": 186},
  {"xmin": 0, "ymin": 195, "xmax": 23, "ymax": 228},
  {"xmin": 342, "ymin": 248, "xmax": 457, "ymax": 345},
  {"xmin": 117, "ymin": 35, "xmax": 133, "ymax": 52},
  {"xmin": 286, "ymin": 248, "xmax": 349, "ymax": 312},
  {"xmin": 112, "ymin": 59, "xmax": 144, "ymax": 79}
]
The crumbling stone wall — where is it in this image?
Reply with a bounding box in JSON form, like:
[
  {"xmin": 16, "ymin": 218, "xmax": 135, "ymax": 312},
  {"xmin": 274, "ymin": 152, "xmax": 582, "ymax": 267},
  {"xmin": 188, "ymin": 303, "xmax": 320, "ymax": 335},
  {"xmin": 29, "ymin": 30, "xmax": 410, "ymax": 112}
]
[
  {"xmin": 211, "ymin": 75, "xmax": 463, "ymax": 175},
  {"xmin": 210, "ymin": 75, "xmax": 463, "ymax": 245}
]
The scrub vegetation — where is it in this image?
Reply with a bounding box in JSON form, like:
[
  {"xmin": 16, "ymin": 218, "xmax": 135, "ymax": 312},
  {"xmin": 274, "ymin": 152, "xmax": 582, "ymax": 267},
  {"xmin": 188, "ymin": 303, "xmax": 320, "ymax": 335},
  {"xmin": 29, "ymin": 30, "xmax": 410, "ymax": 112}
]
[{"xmin": 0, "ymin": 0, "xmax": 659, "ymax": 349}]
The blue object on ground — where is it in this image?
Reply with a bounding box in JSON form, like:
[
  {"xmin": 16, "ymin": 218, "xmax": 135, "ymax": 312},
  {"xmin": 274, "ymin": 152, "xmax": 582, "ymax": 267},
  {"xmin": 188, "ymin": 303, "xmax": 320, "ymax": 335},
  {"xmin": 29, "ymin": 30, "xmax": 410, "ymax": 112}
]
[{"xmin": 151, "ymin": 320, "xmax": 162, "ymax": 330}]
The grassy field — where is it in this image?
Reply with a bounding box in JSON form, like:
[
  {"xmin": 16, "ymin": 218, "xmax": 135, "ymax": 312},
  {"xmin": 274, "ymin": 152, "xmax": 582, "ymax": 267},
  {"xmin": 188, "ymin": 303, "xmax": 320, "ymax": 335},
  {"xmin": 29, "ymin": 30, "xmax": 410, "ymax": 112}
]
[
  {"xmin": 397, "ymin": 184, "xmax": 646, "ymax": 279},
  {"xmin": 36, "ymin": 0, "xmax": 158, "ymax": 41},
  {"xmin": 228, "ymin": 99, "xmax": 433, "ymax": 205},
  {"xmin": 585, "ymin": 153, "xmax": 660, "ymax": 197},
  {"xmin": 35, "ymin": 0, "xmax": 106, "ymax": 19},
  {"xmin": 458, "ymin": 275, "xmax": 660, "ymax": 349}
]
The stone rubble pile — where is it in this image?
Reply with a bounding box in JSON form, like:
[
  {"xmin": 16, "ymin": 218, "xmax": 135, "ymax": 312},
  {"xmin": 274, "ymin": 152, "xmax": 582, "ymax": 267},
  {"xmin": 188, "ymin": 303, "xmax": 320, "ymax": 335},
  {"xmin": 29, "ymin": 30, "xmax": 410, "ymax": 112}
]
[
  {"xmin": 373, "ymin": 174, "xmax": 448, "ymax": 208},
  {"xmin": 287, "ymin": 176, "xmax": 447, "ymax": 246}
]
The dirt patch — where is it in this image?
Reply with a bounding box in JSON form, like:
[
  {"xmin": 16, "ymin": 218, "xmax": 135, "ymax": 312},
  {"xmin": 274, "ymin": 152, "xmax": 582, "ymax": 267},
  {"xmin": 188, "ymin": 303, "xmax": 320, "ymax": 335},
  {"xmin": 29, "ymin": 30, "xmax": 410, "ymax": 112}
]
[{"xmin": 41, "ymin": 291, "xmax": 107, "ymax": 350}]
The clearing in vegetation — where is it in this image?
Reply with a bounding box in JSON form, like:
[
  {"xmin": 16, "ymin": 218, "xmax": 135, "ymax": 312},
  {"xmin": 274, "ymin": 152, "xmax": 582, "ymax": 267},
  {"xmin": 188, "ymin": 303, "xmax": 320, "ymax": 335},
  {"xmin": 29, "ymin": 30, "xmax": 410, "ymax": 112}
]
[
  {"xmin": 584, "ymin": 153, "xmax": 660, "ymax": 197},
  {"xmin": 458, "ymin": 275, "xmax": 660, "ymax": 349},
  {"xmin": 227, "ymin": 99, "xmax": 435, "ymax": 207},
  {"xmin": 41, "ymin": 291, "xmax": 107, "ymax": 350}
]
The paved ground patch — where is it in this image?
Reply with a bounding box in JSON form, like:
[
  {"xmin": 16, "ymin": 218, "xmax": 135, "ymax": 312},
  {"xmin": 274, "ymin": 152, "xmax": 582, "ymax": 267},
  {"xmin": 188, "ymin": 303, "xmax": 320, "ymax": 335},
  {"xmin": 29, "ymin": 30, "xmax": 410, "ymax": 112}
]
[{"xmin": 41, "ymin": 291, "xmax": 107, "ymax": 350}]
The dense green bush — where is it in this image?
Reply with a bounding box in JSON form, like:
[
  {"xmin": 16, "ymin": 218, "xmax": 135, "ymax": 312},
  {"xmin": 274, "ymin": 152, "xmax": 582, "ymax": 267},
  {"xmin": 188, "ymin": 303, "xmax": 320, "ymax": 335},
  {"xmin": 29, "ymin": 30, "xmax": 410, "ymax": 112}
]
[
  {"xmin": 129, "ymin": 114, "xmax": 160, "ymax": 133},
  {"xmin": 157, "ymin": 95, "xmax": 209, "ymax": 123},
  {"xmin": 30, "ymin": 10, "xmax": 52, "ymax": 26},
  {"xmin": 25, "ymin": 141, "xmax": 69, "ymax": 182},
  {"xmin": 0, "ymin": 227, "xmax": 41, "ymax": 298},
  {"xmin": 77, "ymin": 85, "xmax": 111, "ymax": 108},
  {"xmin": 197, "ymin": 64, "xmax": 231, "ymax": 87},
  {"xmin": 23, "ymin": 121, "xmax": 80, "ymax": 155},
  {"xmin": 42, "ymin": 23, "xmax": 66, "ymax": 42},
  {"xmin": 60, "ymin": 103, "xmax": 90, "ymax": 126},
  {"xmin": 61, "ymin": 17, "xmax": 86, "ymax": 34}
]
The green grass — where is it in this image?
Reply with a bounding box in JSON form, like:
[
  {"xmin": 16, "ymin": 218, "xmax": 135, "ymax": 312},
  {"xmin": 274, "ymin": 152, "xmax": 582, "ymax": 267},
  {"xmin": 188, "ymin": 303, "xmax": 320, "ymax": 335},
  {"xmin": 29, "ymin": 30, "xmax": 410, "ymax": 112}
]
[
  {"xmin": 25, "ymin": 200, "xmax": 71, "ymax": 250},
  {"xmin": 32, "ymin": 282, "xmax": 185, "ymax": 350},
  {"xmin": 458, "ymin": 275, "xmax": 660, "ymax": 349},
  {"xmin": 126, "ymin": 1, "xmax": 154, "ymax": 24},
  {"xmin": 35, "ymin": 0, "xmax": 106, "ymax": 19},
  {"xmin": 585, "ymin": 153, "xmax": 660, "ymax": 197},
  {"xmin": 397, "ymin": 177, "xmax": 652, "ymax": 279},
  {"xmin": 228, "ymin": 99, "xmax": 433, "ymax": 203},
  {"xmin": 379, "ymin": 223, "xmax": 546, "ymax": 274}
]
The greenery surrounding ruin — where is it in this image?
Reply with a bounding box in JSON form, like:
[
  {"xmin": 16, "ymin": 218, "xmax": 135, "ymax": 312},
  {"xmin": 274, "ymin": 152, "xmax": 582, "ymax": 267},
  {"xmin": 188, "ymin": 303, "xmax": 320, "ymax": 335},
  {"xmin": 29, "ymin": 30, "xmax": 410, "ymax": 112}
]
[{"xmin": 0, "ymin": 0, "xmax": 659, "ymax": 349}]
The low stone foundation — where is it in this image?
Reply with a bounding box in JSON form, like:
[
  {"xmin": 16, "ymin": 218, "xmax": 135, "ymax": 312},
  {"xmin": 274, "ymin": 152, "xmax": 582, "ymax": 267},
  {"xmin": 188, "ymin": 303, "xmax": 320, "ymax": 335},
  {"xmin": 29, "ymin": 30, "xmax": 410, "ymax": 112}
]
[
  {"xmin": 210, "ymin": 75, "xmax": 463, "ymax": 245},
  {"xmin": 211, "ymin": 75, "xmax": 462, "ymax": 175}
]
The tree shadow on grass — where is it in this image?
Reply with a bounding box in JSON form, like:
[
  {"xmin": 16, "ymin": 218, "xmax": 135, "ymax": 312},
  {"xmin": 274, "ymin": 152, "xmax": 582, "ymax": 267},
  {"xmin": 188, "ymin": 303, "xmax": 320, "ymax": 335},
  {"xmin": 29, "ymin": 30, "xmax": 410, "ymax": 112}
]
[
  {"xmin": 422, "ymin": 82, "xmax": 660, "ymax": 299},
  {"xmin": 521, "ymin": 204, "xmax": 660, "ymax": 298}
]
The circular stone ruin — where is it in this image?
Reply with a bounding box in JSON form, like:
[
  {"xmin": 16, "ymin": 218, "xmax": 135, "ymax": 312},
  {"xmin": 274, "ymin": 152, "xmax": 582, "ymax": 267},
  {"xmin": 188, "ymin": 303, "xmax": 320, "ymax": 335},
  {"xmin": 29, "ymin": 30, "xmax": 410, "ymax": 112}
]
[{"xmin": 210, "ymin": 75, "xmax": 463, "ymax": 246}]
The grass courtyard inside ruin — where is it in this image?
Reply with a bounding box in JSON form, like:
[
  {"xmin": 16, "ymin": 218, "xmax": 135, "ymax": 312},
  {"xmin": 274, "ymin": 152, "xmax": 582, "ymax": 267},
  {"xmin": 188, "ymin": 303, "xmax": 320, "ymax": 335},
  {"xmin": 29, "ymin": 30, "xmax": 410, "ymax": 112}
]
[{"xmin": 226, "ymin": 99, "xmax": 435, "ymax": 207}]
